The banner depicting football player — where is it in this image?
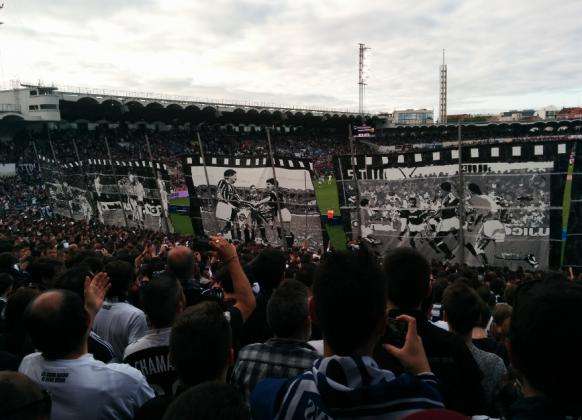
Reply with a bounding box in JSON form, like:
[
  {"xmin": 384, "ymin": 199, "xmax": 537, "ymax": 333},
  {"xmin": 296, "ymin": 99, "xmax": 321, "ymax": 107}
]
[
  {"xmin": 38, "ymin": 156, "xmax": 92, "ymax": 221},
  {"xmin": 334, "ymin": 141, "xmax": 571, "ymax": 269},
  {"xmin": 85, "ymin": 159, "xmax": 171, "ymax": 232},
  {"xmin": 184, "ymin": 156, "xmax": 323, "ymax": 248}
]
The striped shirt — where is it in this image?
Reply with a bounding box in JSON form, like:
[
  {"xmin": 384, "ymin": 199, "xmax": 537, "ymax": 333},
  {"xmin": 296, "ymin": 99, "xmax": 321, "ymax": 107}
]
[
  {"xmin": 251, "ymin": 355, "xmax": 444, "ymax": 420},
  {"xmin": 217, "ymin": 179, "xmax": 240, "ymax": 204}
]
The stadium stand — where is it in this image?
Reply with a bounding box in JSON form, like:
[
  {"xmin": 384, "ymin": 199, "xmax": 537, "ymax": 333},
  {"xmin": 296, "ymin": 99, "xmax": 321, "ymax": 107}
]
[{"xmin": 1, "ymin": 96, "xmax": 582, "ymax": 419}]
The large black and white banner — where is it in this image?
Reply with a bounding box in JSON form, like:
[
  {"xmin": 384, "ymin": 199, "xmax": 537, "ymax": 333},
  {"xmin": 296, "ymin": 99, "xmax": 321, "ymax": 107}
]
[
  {"xmin": 335, "ymin": 142, "xmax": 572, "ymax": 269},
  {"xmin": 184, "ymin": 155, "xmax": 324, "ymax": 248},
  {"xmin": 39, "ymin": 155, "xmax": 82, "ymax": 220},
  {"xmin": 86, "ymin": 159, "xmax": 171, "ymax": 231},
  {"xmin": 39, "ymin": 156, "xmax": 171, "ymax": 232}
]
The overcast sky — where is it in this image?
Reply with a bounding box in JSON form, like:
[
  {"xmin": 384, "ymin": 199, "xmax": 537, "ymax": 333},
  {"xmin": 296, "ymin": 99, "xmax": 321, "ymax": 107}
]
[{"xmin": 2, "ymin": 0, "xmax": 582, "ymax": 114}]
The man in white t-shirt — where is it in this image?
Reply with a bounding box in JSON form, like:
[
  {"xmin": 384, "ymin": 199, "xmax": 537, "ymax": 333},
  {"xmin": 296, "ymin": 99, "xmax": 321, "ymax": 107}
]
[
  {"xmin": 19, "ymin": 289, "xmax": 155, "ymax": 420},
  {"xmin": 93, "ymin": 260, "xmax": 148, "ymax": 361}
]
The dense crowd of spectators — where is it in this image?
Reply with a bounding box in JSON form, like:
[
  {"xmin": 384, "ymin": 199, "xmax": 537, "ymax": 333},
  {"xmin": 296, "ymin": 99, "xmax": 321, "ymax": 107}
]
[
  {"xmin": 1, "ymin": 125, "xmax": 369, "ymax": 183},
  {"xmin": 1, "ymin": 125, "xmax": 582, "ymax": 419},
  {"xmin": 1, "ymin": 195, "xmax": 582, "ymax": 419}
]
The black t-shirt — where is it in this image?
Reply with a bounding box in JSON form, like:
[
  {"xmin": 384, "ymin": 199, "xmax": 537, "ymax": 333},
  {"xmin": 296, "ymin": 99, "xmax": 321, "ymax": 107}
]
[
  {"xmin": 123, "ymin": 345, "xmax": 178, "ymax": 396},
  {"xmin": 239, "ymin": 291, "xmax": 271, "ymax": 348},
  {"xmin": 375, "ymin": 309, "xmax": 486, "ymax": 415}
]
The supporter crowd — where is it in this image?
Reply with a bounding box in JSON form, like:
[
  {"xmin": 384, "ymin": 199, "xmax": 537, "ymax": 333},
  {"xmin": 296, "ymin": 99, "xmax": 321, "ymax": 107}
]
[
  {"xmin": 0, "ymin": 196, "xmax": 581, "ymax": 419},
  {"xmin": 1, "ymin": 125, "xmax": 370, "ymax": 184},
  {"xmin": 1, "ymin": 125, "xmax": 582, "ymax": 419}
]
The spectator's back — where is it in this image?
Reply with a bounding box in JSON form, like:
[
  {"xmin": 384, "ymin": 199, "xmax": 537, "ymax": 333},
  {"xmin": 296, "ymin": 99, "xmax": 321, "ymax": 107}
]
[
  {"xmin": 376, "ymin": 248, "xmax": 485, "ymax": 415},
  {"xmin": 92, "ymin": 261, "xmax": 147, "ymax": 361}
]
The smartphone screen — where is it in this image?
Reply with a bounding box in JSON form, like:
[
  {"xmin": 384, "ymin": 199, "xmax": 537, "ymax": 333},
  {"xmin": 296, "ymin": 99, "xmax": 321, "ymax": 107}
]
[{"xmin": 382, "ymin": 317, "xmax": 408, "ymax": 348}]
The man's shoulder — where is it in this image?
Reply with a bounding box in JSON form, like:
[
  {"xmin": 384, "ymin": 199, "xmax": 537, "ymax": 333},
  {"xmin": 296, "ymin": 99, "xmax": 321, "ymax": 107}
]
[
  {"xmin": 124, "ymin": 339, "xmax": 170, "ymax": 361},
  {"xmin": 123, "ymin": 338, "xmax": 149, "ymax": 360},
  {"xmin": 471, "ymin": 345, "xmax": 506, "ymax": 371},
  {"xmin": 421, "ymin": 320, "xmax": 466, "ymax": 349},
  {"xmin": 239, "ymin": 342, "xmax": 267, "ymax": 354},
  {"xmin": 117, "ymin": 301, "xmax": 145, "ymax": 314},
  {"xmin": 18, "ymin": 352, "xmax": 42, "ymax": 371},
  {"xmin": 101, "ymin": 361, "xmax": 150, "ymax": 384},
  {"xmin": 106, "ymin": 301, "xmax": 146, "ymax": 320},
  {"xmin": 239, "ymin": 340, "xmax": 319, "ymax": 360}
]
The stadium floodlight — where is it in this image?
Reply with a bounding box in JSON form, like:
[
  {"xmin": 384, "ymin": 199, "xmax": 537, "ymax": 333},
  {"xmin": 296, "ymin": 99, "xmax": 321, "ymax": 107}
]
[
  {"xmin": 439, "ymin": 49, "xmax": 448, "ymax": 124},
  {"xmin": 358, "ymin": 43, "xmax": 370, "ymax": 116}
]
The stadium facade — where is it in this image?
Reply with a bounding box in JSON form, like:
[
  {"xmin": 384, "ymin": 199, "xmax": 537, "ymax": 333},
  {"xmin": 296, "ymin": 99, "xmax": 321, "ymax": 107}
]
[{"xmin": 0, "ymin": 81, "xmax": 367, "ymax": 124}]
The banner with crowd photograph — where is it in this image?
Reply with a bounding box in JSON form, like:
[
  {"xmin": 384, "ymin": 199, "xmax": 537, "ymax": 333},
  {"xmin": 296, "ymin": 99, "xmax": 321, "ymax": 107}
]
[
  {"xmin": 38, "ymin": 155, "xmax": 80, "ymax": 219},
  {"xmin": 334, "ymin": 141, "xmax": 574, "ymax": 269},
  {"xmin": 183, "ymin": 155, "xmax": 324, "ymax": 248},
  {"xmin": 39, "ymin": 156, "xmax": 171, "ymax": 232},
  {"xmin": 85, "ymin": 159, "xmax": 171, "ymax": 232}
]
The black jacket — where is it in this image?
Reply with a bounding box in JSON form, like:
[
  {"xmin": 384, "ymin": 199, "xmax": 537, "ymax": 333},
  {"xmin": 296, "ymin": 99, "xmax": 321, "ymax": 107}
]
[
  {"xmin": 509, "ymin": 396, "xmax": 575, "ymax": 420},
  {"xmin": 374, "ymin": 308, "xmax": 485, "ymax": 415}
]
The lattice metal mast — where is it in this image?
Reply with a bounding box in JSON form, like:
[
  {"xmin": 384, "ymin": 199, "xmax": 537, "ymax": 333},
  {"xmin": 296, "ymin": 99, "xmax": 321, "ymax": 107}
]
[
  {"xmin": 439, "ymin": 49, "xmax": 448, "ymax": 124},
  {"xmin": 358, "ymin": 43, "xmax": 370, "ymax": 116}
]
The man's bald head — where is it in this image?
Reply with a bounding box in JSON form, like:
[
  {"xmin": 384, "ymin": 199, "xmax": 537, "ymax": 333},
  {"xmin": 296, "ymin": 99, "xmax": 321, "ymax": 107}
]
[
  {"xmin": 0, "ymin": 372, "xmax": 50, "ymax": 419},
  {"xmin": 167, "ymin": 246, "xmax": 195, "ymax": 281},
  {"xmin": 25, "ymin": 289, "xmax": 88, "ymax": 360}
]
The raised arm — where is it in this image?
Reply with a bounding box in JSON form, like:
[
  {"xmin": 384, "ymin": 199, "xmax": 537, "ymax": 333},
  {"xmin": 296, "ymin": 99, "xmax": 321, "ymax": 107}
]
[{"xmin": 209, "ymin": 235, "xmax": 256, "ymax": 321}]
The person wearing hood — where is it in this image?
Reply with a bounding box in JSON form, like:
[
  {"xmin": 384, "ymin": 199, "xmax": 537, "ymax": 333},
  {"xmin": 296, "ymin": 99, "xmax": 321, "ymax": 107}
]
[{"xmin": 250, "ymin": 250, "xmax": 444, "ymax": 419}]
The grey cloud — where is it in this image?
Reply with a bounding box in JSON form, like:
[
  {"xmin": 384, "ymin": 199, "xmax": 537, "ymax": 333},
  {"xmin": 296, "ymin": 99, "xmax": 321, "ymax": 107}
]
[
  {"xmin": 5, "ymin": 0, "xmax": 582, "ymax": 113},
  {"xmin": 5, "ymin": 0, "xmax": 156, "ymax": 20}
]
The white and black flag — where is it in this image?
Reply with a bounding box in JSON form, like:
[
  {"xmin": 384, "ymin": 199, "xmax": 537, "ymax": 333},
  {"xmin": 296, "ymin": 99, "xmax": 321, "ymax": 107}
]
[
  {"xmin": 335, "ymin": 142, "xmax": 571, "ymax": 269},
  {"xmin": 39, "ymin": 157, "xmax": 171, "ymax": 232},
  {"xmin": 38, "ymin": 156, "xmax": 92, "ymax": 221},
  {"xmin": 183, "ymin": 155, "xmax": 324, "ymax": 248},
  {"xmin": 85, "ymin": 159, "xmax": 171, "ymax": 232}
]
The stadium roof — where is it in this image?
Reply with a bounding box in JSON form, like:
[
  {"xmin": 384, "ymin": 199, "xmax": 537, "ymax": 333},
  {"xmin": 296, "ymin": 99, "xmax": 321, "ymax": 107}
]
[{"xmin": 16, "ymin": 80, "xmax": 368, "ymax": 117}]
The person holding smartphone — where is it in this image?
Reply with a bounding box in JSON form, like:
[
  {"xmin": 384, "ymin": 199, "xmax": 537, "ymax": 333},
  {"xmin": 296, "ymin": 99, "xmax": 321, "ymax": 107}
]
[
  {"xmin": 376, "ymin": 247, "xmax": 486, "ymax": 415},
  {"xmin": 251, "ymin": 250, "xmax": 443, "ymax": 419}
]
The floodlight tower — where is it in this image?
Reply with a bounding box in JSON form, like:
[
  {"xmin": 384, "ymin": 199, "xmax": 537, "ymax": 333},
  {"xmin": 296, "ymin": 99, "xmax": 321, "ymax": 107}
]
[
  {"xmin": 439, "ymin": 49, "xmax": 448, "ymax": 124},
  {"xmin": 358, "ymin": 43, "xmax": 370, "ymax": 116}
]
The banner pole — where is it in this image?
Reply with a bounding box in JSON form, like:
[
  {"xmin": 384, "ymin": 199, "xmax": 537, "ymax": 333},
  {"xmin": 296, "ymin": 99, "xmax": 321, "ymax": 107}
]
[
  {"xmin": 196, "ymin": 131, "xmax": 219, "ymax": 233},
  {"xmin": 145, "ymin": 134, "xmax": 172, "ymax": 234},
  {"xmin": 457, "ymin": 121, "xmax": 466, "ymax": 264},
  {"xmin": 348, "ymin": 125, "xmax": 363, "ymax": 239},
  {"xmin": 561, "ymin": 143, "xmax": 577, "ymax": 266},
  {"xmin": 104, "ymin": 136, "xmax": 130, "ymax": 228},
  {"xmin": 31, "ymin": 140, "xmax": 49, "ymax": 217},
  {"xmin": 304, "ymin": 170, "xmax": 309, "ymax": 241},
  {"xmin": 47, "ymin": 133, "xmax": 74, "ymax": 220},
  {"xmin": 266, "ymin": 127, "xmax": 288, "ymax": 250},
  {"xmin": 71, "ymin": 137, "xmax": 93, "ymax": 223},
  {"xmin": 31, "ymin": 140, "xmax": 42, "ymax": 178},
  {"xmin": 336, "ymin": 156, "xmax": 348, "ymax": 206},
  {"xmin": 71, "ymin": 137, "xmax": 81, "ymax": 162}
]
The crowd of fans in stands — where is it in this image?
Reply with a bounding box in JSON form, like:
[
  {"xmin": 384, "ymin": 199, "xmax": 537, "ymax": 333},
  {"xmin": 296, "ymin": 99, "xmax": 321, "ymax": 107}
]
[
  {"xmin": 1, "ymin": 126, "xmax": 582, "ymax": 419},
  {"xmin": 0, "ymin": 192, "xmax": 581, "ymax": 419},
  {"xmin": 1, "ymin": 125, "xmax": 369, "ymax": 184},
  {"xmin": 2, "ymin": 124, "xmax": 579, "ymax": 185}
]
